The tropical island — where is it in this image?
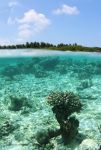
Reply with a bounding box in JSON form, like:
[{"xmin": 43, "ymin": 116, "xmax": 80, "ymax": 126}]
[{"xmin": 0, "ymin": 42, "xmax": 101, "ymax": 52}]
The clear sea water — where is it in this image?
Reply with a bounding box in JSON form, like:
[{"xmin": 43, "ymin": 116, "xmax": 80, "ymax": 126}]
[{"xmin": 0, "ymin": 49, "xmax": 101, "ymax": 150}]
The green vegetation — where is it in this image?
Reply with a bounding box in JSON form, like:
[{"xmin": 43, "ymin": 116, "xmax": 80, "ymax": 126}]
[{"xmin": 0, "ymin": 42, "xmax": 101, "ymax": 52}]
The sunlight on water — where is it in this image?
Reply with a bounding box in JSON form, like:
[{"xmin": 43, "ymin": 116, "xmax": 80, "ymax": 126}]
[
  {"xmin": 0, "ymin": 49, "xmax": 101, "ymax": 58},
  {"xmin": 0, "ymin": 49, "xmax": 66, "ymax": 57},
  {"xmin": 0, "ymin": 49, "xmax": 101, "ymax": 150}
]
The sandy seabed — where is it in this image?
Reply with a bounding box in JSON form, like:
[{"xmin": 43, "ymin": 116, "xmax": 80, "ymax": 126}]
[{"xmin": 0, "ymin": 50, "xmax": 101, "ymax": 150}]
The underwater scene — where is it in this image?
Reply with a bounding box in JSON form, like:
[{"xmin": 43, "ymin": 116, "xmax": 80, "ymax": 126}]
[{"xmin": 0, "ymin": 49, "xmax": 101, "ymax": 150}]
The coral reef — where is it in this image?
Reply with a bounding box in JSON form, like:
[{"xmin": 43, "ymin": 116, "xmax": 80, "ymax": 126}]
[
  {"xmin": 0, "ymin": 52, "xmax": 100, "ymax": 149},
  {"xmin": 36, "ymin": 128, "xmax": 61, "ymax": 145},
  {"xmin": 1, "ymin": 65, "xmax": 20, "ymax": 79},
  {"xmin": 40, "ymin": 57, "xmax": 60, "ymax": 71},
  {"xmin": 47, "ymin": 91, "xmax": 82, "ymax": 123},
  {"xmin": 8, "ymin": 96, "xmax": 32, "ymax": 111},
  {"xmin": 77, "ymin": 79, "xmax": 93, "ymax": 91},
  {"xmin": 36, "ymin": 91, "xmax": 82, "ymax": 145},
  {"xmin": 0, "ymin": 121, "xmax": 15, "ymax": 138},
  {"xmin": 47, "ymin": 91, "xmax": 82, "ymax": 144},
  {"xmin": 0, "ymin": 57, "xmax": 50, "ymax": 79},
  {"xmin": 34, "ymin": 69, "xmax": 48, "ymax": 78},
  {"xmin": 60, "ymin": 116, "xmax": 79, "ymax": 144}
]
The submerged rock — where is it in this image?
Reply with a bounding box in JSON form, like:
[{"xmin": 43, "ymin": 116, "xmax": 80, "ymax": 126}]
[
  {"xmin": 36, "ymin": 128, "xmax": 60, "ymax": 145},
  {"xmin": 0, "ymin": 121, "xmax": 15, "ymax": 138},
  {"xmin": 40, "ymin": 57, "xmax": 60, "ymax": 71},
  {"xmin": 8, "ymin": 96, "xmax": 32, "ymax": 111},
  {"xmin": 34, "ymin": 70, "xmax": 48, "ymax": 78},
  {"xmin": 77, "ymin": 139, "xmax": 99, "ymax": 150},
  {"xmin": 1, "ymin": 65, "xmax": 20, "ymax": 80},
  {"xmin": 36, "ymin": 128, "xmax": 49, "ymax": 145}
]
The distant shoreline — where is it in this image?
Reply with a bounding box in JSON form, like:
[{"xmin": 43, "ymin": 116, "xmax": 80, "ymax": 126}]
[{"xmin": 0, "ymin": 42, "xmax": 101, "ymax": 52}]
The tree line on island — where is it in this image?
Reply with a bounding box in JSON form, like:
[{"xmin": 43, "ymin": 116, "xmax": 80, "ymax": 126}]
[{"xmin": 0, "ymin": 42, "xmax": 101, "ymax": 52}]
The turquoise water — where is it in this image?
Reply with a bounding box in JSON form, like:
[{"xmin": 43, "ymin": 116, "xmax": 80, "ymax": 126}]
[{"xmin": 0, "ymin": 49, "xmax": 101, "ymax": 150}]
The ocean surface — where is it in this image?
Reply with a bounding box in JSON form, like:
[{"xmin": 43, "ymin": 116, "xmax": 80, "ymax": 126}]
[{"xmin": 0, "ymin": 49, "xmax": 101, "ymax": 150}]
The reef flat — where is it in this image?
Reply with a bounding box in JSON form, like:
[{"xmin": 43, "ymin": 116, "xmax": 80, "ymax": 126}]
[{"xmin": 0, "ymin": 50, "xmax": 101, "ymax": 150}]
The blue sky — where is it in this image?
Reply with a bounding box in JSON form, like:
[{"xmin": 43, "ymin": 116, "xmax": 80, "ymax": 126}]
[{"xmin": 0, "ymin": 0, "xmax": 101, "ymax": 47}]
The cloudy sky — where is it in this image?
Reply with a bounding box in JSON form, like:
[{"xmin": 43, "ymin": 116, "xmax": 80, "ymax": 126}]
[{"xmin": 0, "ymin": 0, "xmax": 101, "ymax": 46}]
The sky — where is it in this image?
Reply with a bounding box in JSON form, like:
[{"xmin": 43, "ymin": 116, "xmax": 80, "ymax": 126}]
[{"xmin": 0, "ymin": 0, "xmax": 101, "ymax": 47}]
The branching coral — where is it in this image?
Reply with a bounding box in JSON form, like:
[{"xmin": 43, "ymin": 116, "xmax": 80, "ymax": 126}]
[
  {"xmin": 60, "ymin": 116, "xmax": 79, "ymax": 144},
  {"xmin": 47, "ymin": 91, "xmax": 82, "ymax": 124},
  {"xmin": 47, "ymin": 91, "xmax": 82, "ymax": 144},
  {"xmin": 36, "ymin": 91, "xmax": 82, "ymax": 145}
]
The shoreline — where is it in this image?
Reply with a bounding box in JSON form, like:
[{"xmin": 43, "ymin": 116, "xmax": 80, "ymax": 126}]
[{"xmin": 0, "ymin": 42, "xmax": 101, "ymax": 52}]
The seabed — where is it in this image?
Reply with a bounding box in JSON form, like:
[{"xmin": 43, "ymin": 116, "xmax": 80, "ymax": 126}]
[{"xmin": 0, "ymin": 50, "xmax": 101, "ymax": 150}]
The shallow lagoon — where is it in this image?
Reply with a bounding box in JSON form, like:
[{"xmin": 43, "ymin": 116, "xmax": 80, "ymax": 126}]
[{"xmin": 0, "ymin": 49, "xmax": 101, "ymax": 150}]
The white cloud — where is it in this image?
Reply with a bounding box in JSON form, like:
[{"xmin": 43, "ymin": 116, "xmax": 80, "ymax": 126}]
[
  {"xmin": 18, "ymin": 24, "xmax": 31, "ymax": 39},
  {"xmin": 18, "ymin": 24, "xmax": 30, "ymax": 30},
  {"xmin": 17, "ymin": 9, "xmax": 51, "ymax": 40},
  {"xmin": 8, "ymin": 0, "xmax": 19, "ymax": 12},
  {"xmin": 7, "ymin": 17, "xmax": 16, "ymax": 25},
  {"xmin": 8, "ymin": 1, "xmax": 19, "ymax": 8},
  {"xmin": 53, "ymin": 4, "xmax": 79, "ymax": 15}
]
